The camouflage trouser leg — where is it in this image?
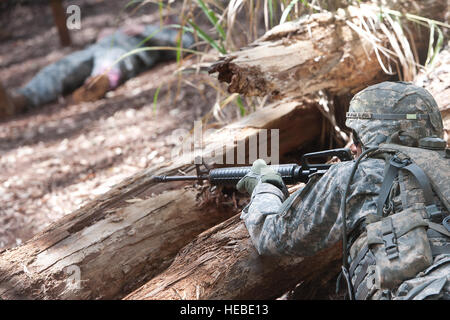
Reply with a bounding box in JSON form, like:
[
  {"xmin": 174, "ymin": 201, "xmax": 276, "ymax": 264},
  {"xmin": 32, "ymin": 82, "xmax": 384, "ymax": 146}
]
[{"xmin": 18, "ymin": 46, "xmax": 95, "ymax": 109}]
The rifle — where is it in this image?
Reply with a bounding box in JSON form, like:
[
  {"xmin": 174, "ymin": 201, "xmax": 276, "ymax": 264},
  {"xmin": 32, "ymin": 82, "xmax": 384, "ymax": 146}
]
[{"xmin": 152, "ymin": 148, "xmax": 353, "ymax": 186}]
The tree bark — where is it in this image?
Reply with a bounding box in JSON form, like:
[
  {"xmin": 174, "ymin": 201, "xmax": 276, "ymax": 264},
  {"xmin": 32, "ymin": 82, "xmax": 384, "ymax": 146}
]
[
  {"xmin": 209, "ymin": 2, "xmax": 447, "ymax": 99},
  {"xmin": 50, "ymin": 0, "xmax": 72, "ymax": 47},
  {"xmin": 124, "ymin": 214, "xmax": 341, "ymax": 300},
  {"xmin": 0, "ymin": 98, "xmax": 322, "ymax": 300}
]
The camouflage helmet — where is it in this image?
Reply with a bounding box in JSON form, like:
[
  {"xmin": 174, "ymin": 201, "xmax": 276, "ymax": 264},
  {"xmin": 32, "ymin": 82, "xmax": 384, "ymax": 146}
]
[{"xmin": 345, "ymin": 81, "xmax": 444, "ymax": 148}]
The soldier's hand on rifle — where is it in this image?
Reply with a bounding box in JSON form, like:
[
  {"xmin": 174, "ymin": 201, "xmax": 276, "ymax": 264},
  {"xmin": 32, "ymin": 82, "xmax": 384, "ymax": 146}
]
[{"xmin": 236, "ymin": 159, "xmax": 285, "ymax": 195}]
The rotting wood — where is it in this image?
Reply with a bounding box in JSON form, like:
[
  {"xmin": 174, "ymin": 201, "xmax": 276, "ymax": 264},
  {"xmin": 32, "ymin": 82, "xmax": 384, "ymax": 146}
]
[
  {"xmin": 209, "ymin": 2, "xmax": 447, "ymax": 100},
  {"xmin": 124, "ymin": 214, "xmax": 341, "ymax": 300}
]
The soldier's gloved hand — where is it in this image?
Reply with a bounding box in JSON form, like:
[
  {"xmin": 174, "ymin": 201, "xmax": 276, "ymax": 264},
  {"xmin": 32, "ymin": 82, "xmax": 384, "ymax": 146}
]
[
  {"xmin": 260, "ymin": 165, "xmax": 285, "ymax": 191},
  {"xmin": 236, "ymin": 159, "xmax": 285, "ymax": 195}
]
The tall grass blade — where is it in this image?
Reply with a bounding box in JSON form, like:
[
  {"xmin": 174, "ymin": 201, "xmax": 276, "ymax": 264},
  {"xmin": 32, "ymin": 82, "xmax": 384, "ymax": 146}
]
[
  {"xmin": 235, "ymin": 95, "xmax": 245, "ymax": 116},
  {"xmin": 425, "ymin": 23, "xmax": 444, "ymax": 68},
  {"xmin": 158, "ymin": 0, "xmax": 164, "ymax": 27},
  {"xmin": 196, "ymin": 0, "xmax": 227, "ymax": 41},
  {"xmin": 188, "ymin": 19, "xmax": 227, "ymax": 54},
  {"xmin": 153, "ymin": 85, "xmax": 161, "ymax": 114},
  {"xmin": 176, "ymin": 36, "xmax": 182, "ymax": 64},
  {"xmin": 226, "ymin": 0, "xmax": 244, "ymax": 49},
  {"xmin": 268, "ymin": 0, "xmax": 274, "ymax": 28},
  {"xmin": 280, "ymin": 0, "xmax": 308, "ymax": 24}
]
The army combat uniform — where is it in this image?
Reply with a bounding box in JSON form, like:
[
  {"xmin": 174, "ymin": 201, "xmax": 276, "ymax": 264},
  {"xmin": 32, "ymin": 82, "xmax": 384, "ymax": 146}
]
[
  {"xmin": 240, "ymin": 82, "xmax": 450, "ymax": 300},
  {"xmin": 17, "ymin": 25, "xmax": 194, "ymax": 109}
]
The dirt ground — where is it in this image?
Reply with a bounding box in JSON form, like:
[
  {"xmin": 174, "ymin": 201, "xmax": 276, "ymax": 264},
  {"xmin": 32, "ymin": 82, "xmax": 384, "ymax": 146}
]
[{"xmin": 0, "ymin": 0, "xmax": 224, "ymax": 250}]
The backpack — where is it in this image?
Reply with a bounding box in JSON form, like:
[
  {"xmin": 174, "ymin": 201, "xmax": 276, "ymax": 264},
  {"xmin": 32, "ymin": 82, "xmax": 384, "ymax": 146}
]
[{"xmin": 340, "ymin": 143, "xmax": 450, "ymax": 300}]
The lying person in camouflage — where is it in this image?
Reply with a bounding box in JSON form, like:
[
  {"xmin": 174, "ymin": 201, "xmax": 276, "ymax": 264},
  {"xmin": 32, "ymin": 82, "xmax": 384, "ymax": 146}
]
[
  {"xmin": 237, "ymin": 81, "xmax": 450, "ymax": 300},
  {"xmin": 0, "ymin": 24, "xmax": 194, "ymax": 118}
]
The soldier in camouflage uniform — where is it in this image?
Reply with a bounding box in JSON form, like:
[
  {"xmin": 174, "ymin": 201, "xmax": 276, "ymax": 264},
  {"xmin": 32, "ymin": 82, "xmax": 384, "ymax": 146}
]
[
  {"xmin": 0, "ymin": 24, "xmax": 194, "ymax": 117},
  {"xmin": 237, "ymin": 81, "xmax": 450, "ymax": 300}
]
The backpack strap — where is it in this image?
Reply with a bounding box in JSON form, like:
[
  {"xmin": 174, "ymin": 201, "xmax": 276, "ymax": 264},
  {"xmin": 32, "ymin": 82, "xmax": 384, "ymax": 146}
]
[
  {"xmin": 379, "ymin": 143, "xmax": 450, "ymax": 213},
  {"xmin": 401, "ymin": 163, "xmax": 442, "ymax": 221},
  {"xmin": 376, "ymin": 156, "xmax": 409, "ymax": 216},
  {"xmin": 376, "ymin": 154, "xmax": 442, "ymax": 221}
]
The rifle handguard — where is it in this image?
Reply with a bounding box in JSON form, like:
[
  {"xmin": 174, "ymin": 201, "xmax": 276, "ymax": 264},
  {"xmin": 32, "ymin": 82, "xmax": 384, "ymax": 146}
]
[{"xmin": 209, "ymin": 164, "xmax": 316, "ymax": 186}]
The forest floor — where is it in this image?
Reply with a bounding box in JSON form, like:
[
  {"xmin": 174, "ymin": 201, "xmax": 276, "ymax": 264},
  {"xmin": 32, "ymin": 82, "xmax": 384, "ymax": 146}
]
[{"xmin": 0, "ymin": 0, "xmax": 223, "ymax": 250}]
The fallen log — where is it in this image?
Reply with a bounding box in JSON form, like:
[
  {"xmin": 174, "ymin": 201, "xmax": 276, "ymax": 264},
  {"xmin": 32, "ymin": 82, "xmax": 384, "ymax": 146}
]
[
  {"xmin": 0, "ymin": 97, "xmax": 322, "ymax": 300},
  {"xmin": 124, "ymin": 214, "xmax": 341, "ymax": 300},
  {"xmin": 209, "ymin": 2, "xmax": 447, "ymax": 99}
]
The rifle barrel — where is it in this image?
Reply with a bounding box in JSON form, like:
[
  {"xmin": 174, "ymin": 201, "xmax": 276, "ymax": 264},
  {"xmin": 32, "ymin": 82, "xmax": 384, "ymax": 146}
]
[{"xmin": 152, "ymin": 175, "xmax": 208, "ymax": 182}]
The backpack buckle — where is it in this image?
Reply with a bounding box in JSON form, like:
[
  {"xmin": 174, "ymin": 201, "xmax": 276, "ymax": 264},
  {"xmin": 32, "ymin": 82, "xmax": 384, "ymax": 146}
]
[
  {"xmin": 425, "ymin": 204, "xmax": 442, "ymax": 223},
  {"xmin": 382, "ymin": 217, "xmax": 399, "ymax": 260},
  {"xmin": 389, "ymin": 156, "xmax": 411, "ymax": 168}
]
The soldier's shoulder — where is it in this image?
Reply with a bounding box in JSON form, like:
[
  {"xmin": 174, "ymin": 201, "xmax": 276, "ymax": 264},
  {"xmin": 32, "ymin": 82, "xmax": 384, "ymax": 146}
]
[
  {"xmin": 329, "ymin": 156, "xmax": 383, "ymax": 171},
  {"xmin": 324, "ymin": 157, "xmax": 384, "ymax": 183}
]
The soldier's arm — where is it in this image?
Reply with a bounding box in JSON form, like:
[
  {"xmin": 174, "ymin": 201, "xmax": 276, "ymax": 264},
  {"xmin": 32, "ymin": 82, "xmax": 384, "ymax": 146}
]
[
  {"xmin": 241, "ymin": 163, "xmax": 382, "ymax": 256},
  {"xmin": 138, "ymin": 25, "xmax": 194, "ymax": 49}
]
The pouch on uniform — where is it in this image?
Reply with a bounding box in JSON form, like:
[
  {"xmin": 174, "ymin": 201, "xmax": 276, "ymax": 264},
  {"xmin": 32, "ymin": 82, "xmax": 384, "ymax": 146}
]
[{"xmin": 366, "ymin": 208, "xmax": 433, "ymax": 289}]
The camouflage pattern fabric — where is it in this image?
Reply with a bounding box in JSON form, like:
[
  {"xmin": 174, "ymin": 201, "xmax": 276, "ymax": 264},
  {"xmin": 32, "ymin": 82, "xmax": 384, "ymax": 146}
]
[
  {"xmin": 241, "ymin": 81, "xmax": 449, "ymax": 299},
  {"xmin": 241, "ymin": 158, "xmax": 385, "ymax": 257},
  {"xmin": 394, "ymin": 255, "xmax": 450, "ymax": 300},
  {"xmin": 18, "ymin": 26, "xmax": 194, "ymax": 109},
  {"xmin": 18, "ymin": 47, "xmax": 95, "ymax": 108},
  {"xmin": 345, "ymin": 81, "xmax": 444, "ymax": 148}
]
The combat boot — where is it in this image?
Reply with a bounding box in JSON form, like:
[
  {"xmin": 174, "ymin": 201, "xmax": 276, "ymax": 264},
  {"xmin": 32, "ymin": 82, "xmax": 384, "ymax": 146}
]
[
  {"xmin": 0, "ymin": 88, "xmax": 27, "ymax": 119},
  {"xmin": 72, "ymin": 74, "xmax": 110, "ymax": 103}
]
